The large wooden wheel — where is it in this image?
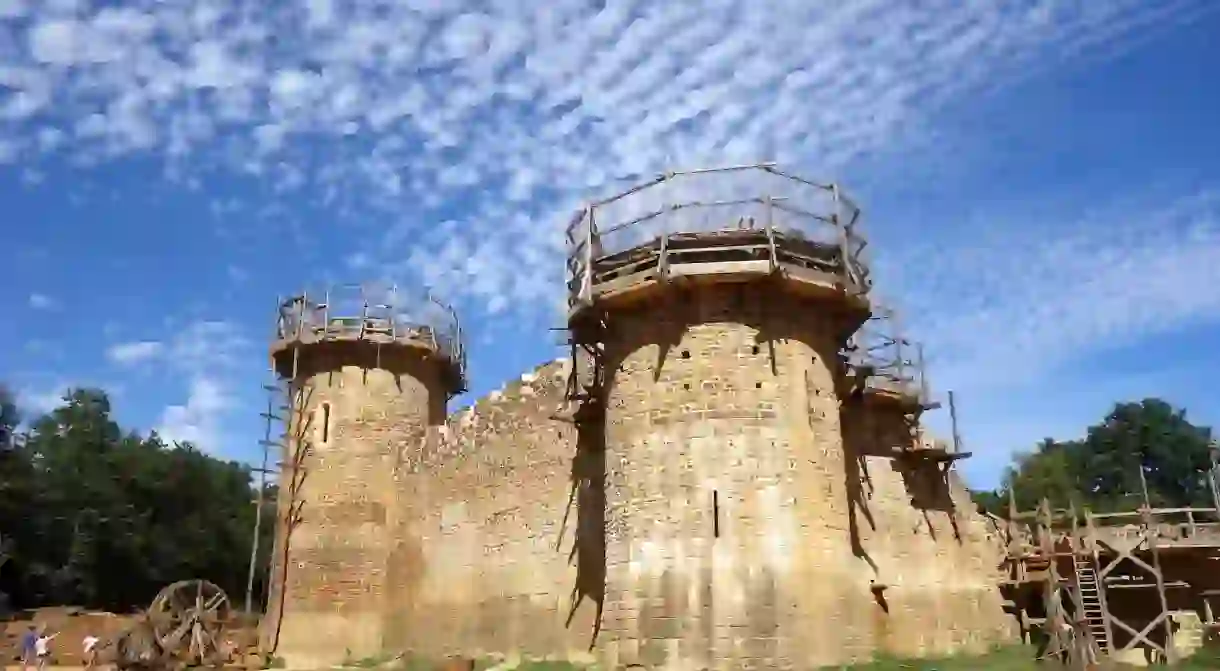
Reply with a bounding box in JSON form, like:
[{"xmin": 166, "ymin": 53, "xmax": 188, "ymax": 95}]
[{"xmin": 148, "ymin": 579, "xmax": 232, "ymax": 667}]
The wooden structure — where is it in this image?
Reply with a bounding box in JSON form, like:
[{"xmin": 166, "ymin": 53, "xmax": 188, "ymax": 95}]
[
  {"xmin": 271, "ymin": 283, "xmax": 467, "ymax": 394},
  {"xmin": 104, "ymin": 579, "xmax": 237, "ymax": 668},
  {"xmin": 842, "ymin": 307, "xmax": 973, "ymax": 466},
  {"xmin": 1002, "ymin": 455, "xmax": 1220, "ymax": 667},
  {"xmin": 562, "ymin": 162, "xmax": 873, "ymax": 435},
  {"xmin": 564, "ymin": 163, "xmax": 870, "ymax": 319}
]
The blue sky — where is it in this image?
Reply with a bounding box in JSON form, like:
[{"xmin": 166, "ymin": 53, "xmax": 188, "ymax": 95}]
[{"xmin": 1, "ymin": 1, "xmax": 1218, "ymax": 490}]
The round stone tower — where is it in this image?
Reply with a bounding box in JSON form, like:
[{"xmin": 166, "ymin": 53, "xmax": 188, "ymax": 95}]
[
  {"xmin": 261, "ymin": 283, "xmax": 466, "ymax": 668},
  {"xmin": 563, "ymin": 165, "xmax": 1003, "ymax": 670}
]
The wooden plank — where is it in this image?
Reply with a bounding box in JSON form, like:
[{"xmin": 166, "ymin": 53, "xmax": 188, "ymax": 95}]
[
  {"xmin": 777, "ymin": 263, "xmax": 841, "ymax": 288},
  {"xmin": 594, "ymin": 268, "xmax": 660, "ymax": 297},
  {"xmin": 579, "ymin": 256, "xmax": 870, "ymax": 320},
  {"xmin": 774, "ymin": 247, "xmax": 842, "ymax": 269},
  {"xmin": 668, "ymin": 260, "xmax": 771, "ymax": 277},
  {"xmin": 593, "ymin": 254, "xmax": 658, "ymax": 278},
  {"xmin": 1105, "ymin": 581, "xmax": 1190, "ymax": 590},
  {"xmin": 664, "ymin": 243, "xmax": 770, "ymax": 255}
]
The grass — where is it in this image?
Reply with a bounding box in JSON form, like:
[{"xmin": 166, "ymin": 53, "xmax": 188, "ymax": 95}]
[
  {"xmin": 829, "ymin": 642, "xmax": 1220, "ymax": 670},
  {"xmin": 326, "ymin": 642, "xmax": 1220, "ymax": 671},
  {"xmin": 827, "ymin": 645, "xmax": 1041, "ymax": 670}
]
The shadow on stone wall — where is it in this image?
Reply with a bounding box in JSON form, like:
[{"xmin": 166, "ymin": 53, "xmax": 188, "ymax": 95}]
[
  {"xmin": 566, "ymin": 400, "xmax": 606, "ymax": 650},
  {"xmin": 841, "ymin": 404, "xmax": 888, "ymax": 617},
  {"xmin": 853, "ymin": 407, "xmax": 963, "ymax": 541},
  {"xmin": 897, "ymin": 461, "xmax": 957, "ymax": 512}
]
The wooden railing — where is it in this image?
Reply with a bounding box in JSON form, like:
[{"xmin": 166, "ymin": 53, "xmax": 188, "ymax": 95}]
[
  {"xmin": 274, "ymin": 283, "xmax": 467, "ymax": 393},
  {"xmin": 565, "ymin": 163, "xmax": 869, "ymax": 310}
]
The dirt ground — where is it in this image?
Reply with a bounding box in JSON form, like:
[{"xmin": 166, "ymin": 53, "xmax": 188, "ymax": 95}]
[
  {"xmin": 2, "ymin": 608, "xmax": 138, "ymax": 667},
  {"xmin": 2, "ymin": 607, "xmax": 260, "ymax": 669}
]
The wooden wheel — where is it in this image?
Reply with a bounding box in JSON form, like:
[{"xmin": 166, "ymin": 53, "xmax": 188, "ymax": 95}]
[{"xmin": 148, "ymin": 580, "xmax": 231, "ymax": 667}]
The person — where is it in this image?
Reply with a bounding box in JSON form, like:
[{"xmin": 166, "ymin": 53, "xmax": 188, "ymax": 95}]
[
  {"xmin": 34, "ymin": 630, "xmax": 57, "ymax": 671},
  {"xmin": 19, "ymin": 626, "xmax": 37, "ymax": 671},
  {"xmin": 83, "ymin": 634, "xmax": 100, "ymax": 669}
]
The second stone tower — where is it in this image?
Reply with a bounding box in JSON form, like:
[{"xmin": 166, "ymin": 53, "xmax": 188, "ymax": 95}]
[{"xmin": 565, "ymin": 165, "xmax": 873, "ymax": 670}]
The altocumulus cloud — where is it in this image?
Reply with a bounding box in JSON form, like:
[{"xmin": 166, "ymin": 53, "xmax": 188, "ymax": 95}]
[
  {"xmin": 105, "ymin": 340, "xmax": 164, "ymax": 365},
  {"xmin": 885, "ymin": 191, "xmax": 1220, "ymax": 394},
  {"xmin": 2, "ymin": 0, "xmax": 1219, "ymax": 403},
  {"xmin": 104, "ymin": 320, "xmax": 251, "ymax": 452}
]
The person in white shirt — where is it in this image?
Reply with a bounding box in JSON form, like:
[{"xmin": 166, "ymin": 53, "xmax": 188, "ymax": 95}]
[
  {"xmin": 34, "ymin": 631, "xmax": 57, "ymax": 671},
  {"xmin": 83, "ymin": 635, "xmax": 100, "ymax": 669}
]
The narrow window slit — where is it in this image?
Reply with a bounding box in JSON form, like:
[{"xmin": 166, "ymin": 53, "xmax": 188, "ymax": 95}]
[{"xmin": 713, "ymin": 490, "xmax": 721, "ymax": 538}]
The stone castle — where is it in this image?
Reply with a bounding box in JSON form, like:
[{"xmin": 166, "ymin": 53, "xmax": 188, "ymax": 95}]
[{"xmin": 258, "ymin": 166, "xmax": 1015, "ymax": 670}]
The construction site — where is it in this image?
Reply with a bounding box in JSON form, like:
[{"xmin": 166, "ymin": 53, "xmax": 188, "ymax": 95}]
[
  {"xmin": 16, "ymin": 163, "xmax": 1216, "ymax": 670},
  {"xmin": 994, "ymin": 479, "xmax": 1220, "ymax": 666}
]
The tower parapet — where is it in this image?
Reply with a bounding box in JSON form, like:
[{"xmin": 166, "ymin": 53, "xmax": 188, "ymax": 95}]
[
  {"xmin": 271, "ymin": 283, "xmax": 466, "ymax": 395},
  {"xmin": 566, "ymin": 163, "xmax": 871, "ymax": 329},
  {"xmin": 262, "ymin": 283, "xmax": 466, "ymax": 668}
]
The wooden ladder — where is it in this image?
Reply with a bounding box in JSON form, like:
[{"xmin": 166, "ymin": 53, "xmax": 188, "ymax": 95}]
[{"xmin": 1074, "ymin": 554, "xmax": 1109, "ymax": 653}]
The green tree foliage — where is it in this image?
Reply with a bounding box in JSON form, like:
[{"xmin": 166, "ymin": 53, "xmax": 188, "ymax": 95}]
[
  {"xmin": 0, "ymin": 387, "xmax": 277, "ymax": 614},
  {"xmin": 973, "ymin": 398, "xmax": 1218, "ymax": 517}
]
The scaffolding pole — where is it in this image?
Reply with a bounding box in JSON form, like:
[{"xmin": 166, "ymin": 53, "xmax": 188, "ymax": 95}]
[{"xmin": 245, "ymin": 382, "xmax": 281, "ymax": 614}]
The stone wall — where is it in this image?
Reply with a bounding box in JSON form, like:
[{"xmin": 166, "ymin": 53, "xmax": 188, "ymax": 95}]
[
  {"xmin": 266, "ymin": 290, "xmax": 1016, "ymax": 670},
  {"xmin": 839, "ymin": 403, "xmax": 1013, "ymax": 659},
  {"xmin": 384, "ymin": 357, "xmax": 603, "ymax": 662}
]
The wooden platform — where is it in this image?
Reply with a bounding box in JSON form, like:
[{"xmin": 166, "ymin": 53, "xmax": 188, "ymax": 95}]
[
  {"xmin": 270, "ymin": 317, "xmax": 447, "ymax": 358},
  {"xmin": 270, "ymin": 316, "xmax": 466, "ymax": 393},
  {"xmin": 569, "ymin": 229, "xmax": 870, "ymax": 320}
]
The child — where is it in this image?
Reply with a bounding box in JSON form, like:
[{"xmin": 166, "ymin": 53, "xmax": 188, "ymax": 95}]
[
  {"xmin": 34, "ymin": 630, "xmax": 57, "ymax": 671},
  {"xmin": 83, "ymin": 634, "xmax": 100, "ymax": 669}
]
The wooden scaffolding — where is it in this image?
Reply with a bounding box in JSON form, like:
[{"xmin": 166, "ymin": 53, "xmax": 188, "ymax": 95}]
[{"xmin": 1001, "ymin": 459, "xmax": 1220, "ymax": 667}]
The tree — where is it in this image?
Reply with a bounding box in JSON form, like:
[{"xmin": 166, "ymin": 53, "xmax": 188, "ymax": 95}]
[
  {"xmin": 0, "ymin": 386, "xmax": 277, "ymax": 614},
  {"xmin": 974, "ymin": 398, "xmax": 1218, "ymax": 517}
]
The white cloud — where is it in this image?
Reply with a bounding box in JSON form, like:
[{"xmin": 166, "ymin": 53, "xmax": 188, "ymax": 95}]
[
  {"xmin": 106, "ymin": 340, "xmax": 163, "ymax": 365},
  {"xmin": 886, "ymin": 190, "xmax": 1220, "ymax": 393},
  {"xmin": 19, "ymin": 383, "xmax": 66, "ymax": 415},
  {"xmin": 155, "ymin": 375, "xmax": 233, "ymax": 448},
  {"xmin": 27, "ymin": 293, "xmax": 57, "ymax": 310},
  {"xmin": 105, "ymin": 320, "xmax": 250, "ymax": 452}
]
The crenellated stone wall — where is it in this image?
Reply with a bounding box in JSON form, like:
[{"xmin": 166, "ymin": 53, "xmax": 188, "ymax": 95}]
[{"xmin": 384, "ymin": 358, "xmax": 604, "ymax": 662}]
